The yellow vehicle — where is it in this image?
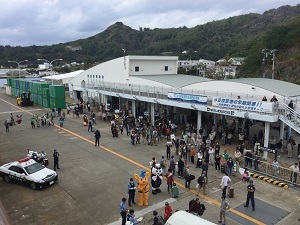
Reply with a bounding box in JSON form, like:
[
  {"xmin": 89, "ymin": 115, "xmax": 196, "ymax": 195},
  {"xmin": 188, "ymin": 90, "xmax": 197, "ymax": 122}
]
[{"xmin": 17, "ymin": 92, "xmax": 34, "ymax": 107}]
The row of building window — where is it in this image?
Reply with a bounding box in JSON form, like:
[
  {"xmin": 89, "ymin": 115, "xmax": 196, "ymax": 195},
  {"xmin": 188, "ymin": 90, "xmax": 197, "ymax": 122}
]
[
  {"xmin": 87, "ymin": 75, "xmax": 104, "ymax": 79},
  {"xmin": 135, "ymin": 66, "xmax": 169, "ymax": 72},
  {"xmin": 87, "ymin": 66, "xmax": 169, "ymax": 77}
]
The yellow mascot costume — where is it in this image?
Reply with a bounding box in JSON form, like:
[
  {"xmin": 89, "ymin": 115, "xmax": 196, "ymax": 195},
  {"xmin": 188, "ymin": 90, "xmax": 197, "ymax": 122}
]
[{"xmin": 134, "ymin": 171, "xmax": 150, "ymax": 206}]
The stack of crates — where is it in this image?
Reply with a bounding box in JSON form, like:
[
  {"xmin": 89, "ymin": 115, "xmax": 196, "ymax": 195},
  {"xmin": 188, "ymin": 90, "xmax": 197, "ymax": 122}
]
[{"xmin": 49, "ymin": 85, "xmax": 66, "ymax": 110}]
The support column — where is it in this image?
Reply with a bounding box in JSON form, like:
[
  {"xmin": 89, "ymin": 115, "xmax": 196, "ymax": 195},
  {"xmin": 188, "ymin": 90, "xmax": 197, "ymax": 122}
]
[
  {"xmin": 166, "ymin": 106, "xmax": 170, "ymax": 119},
  {"xmin": 279, "ymin": 121, "xmax": 285, "ymax": 141},
  {"xmin": 132, "ymin": 100, "xmax": 136, "ymax": 118},
  {"xmin": 214, "ymin": 114, "xmax": 217, "ymax": 126},
  {"xmin": 264, "ymin": 122, "xmax": 270, "ymax": 148},
  {"xmin": 263, "ymin": 122, "xmax": 270, "ymax": 160},
  {"xmin": 287, "ymin": 126, "xmax": 291, "ymax": 142},
  {"xmin": 151, "ymin": 103, "xmax": 155, "ymax": 126},
  {"xmin": 197, "ymin": 111, "xmax": 202, "ymax": 135},
  {"xmin": 103, "ymin": 95, "xmax": 108, "ymax": 110}
]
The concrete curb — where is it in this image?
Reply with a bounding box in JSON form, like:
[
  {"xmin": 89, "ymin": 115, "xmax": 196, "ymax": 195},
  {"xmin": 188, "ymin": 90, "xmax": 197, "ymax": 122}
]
[{"xmin": 250, "ymin": 172, "xmax": 289, "ymax": 189}]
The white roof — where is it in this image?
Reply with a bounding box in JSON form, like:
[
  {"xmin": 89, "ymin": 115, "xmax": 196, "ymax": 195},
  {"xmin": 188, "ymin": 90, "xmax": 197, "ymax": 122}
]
[{"xmin": 43, "ymin": 70, "xmax": 84, "ymax": 81}]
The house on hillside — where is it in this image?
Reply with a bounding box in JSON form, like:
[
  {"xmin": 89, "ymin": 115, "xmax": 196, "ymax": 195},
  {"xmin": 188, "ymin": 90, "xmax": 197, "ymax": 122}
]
[{"xmin": 228, "ymin": 57, "xmax": 245, "ymax": 66}]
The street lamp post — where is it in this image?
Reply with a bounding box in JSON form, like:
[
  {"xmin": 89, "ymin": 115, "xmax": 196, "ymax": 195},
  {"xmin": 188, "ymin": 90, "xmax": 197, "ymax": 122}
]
[
  {"xmin": 8, "ymin": 60, "xmax": 28, "ymax": 78},
  {"xmin": 37, "ymin": 58, "xmax": 63, "ymax": 85}
]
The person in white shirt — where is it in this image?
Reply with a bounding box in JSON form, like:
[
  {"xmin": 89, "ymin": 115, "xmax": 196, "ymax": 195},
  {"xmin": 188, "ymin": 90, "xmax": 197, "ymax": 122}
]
[
  {"xmin": 208, "ymin": 147, "xmax": 215, "ymax": 165},
  {"xmin": 290, "ymin": 163, "xmax": 299, "ymax": 183},
  {"xmin": 220, "ymin": 173, "xmax": 231, "ymax": 197}
]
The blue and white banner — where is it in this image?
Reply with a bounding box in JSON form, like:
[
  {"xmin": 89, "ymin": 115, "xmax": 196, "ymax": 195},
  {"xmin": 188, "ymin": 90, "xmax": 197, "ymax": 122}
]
[
  {"xmin": 168, "ymin": 92, "xmax": 207, "ymax": 105},
  {"xmin": 212, "ymin": 97, "xmax": 273, "ymax": 113}
]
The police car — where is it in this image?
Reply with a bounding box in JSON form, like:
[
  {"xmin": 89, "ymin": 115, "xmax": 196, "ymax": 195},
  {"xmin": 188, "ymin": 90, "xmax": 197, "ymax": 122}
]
[{"xmin": 0, "ymin": 157, "xmax": 58, "ymax": 190}]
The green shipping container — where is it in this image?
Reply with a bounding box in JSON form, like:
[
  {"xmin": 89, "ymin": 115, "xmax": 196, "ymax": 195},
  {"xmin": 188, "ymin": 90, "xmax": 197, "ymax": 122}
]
[
  {"xmin": 36, "ymin": 94, "xmax": 43, "ymax": 106},
  {"xmin": 11, "ymin": 79, "xmax": 15, "ymax": 88},
  {"xmin": 42, "ymin": 98, "xmax": 50, "ymax": 108},
  {"xmin": 49, "ymin": 85, "xmax": 65, "ymax": 98},
  {"xmin": 50, "ymin": 97, "xmax": 66, "ymax": 110},
  {"xmin": 37, "ymin": 83, "xmax": 50, "ymax": 94},
  {"xmin": 42, "ymin": 88, "xmax": 50, "ymax": 99},
  {"xmin": 7, "ymin": 77, "xmax": 13, "ymax": 87},
  {"xmin": 19, "ymin": 79, "xmax": 25, "ymax": 91}
]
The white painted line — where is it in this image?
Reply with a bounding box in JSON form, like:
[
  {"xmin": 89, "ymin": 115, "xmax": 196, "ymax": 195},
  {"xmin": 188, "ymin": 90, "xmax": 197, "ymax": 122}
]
[
  {"xmin": 106, "ymin": 197, "xmax": 176, "ymax": 225},
  {"xmin": 0, "ymin": 109, "xmax": 43, "ymax": 115}
]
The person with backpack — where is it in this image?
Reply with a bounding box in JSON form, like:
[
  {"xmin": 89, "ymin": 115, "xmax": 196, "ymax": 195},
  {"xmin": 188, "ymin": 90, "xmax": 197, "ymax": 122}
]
[
  {"xmin": 197, "ymin": 172, "xmax": 207, "ymax": 195},
  {"xmin": 152, "ymin": 210, "xmax": 165, "ymax": 225},
  {"xmin": 189, "ymin": 198, "xmax": 206, "ymax": 216}
]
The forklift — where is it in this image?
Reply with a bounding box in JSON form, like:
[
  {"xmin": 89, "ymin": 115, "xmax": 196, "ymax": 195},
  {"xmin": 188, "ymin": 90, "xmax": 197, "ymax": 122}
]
[{"xmin": 17, "ymin": 92, "xmax": 34, "ymax": 107}]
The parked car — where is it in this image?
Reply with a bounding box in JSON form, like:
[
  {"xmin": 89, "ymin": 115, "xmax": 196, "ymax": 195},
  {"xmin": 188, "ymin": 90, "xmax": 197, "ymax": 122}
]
[{"xmin": 0, "ymin": 157, "xmax": 58, "ymax": 190}]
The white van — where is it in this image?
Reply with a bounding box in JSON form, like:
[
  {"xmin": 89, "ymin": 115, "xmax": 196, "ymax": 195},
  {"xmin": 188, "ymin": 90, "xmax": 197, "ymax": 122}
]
[{"xmin": 165, "ymin": 210, "xmax": 216, "ymax": 225}]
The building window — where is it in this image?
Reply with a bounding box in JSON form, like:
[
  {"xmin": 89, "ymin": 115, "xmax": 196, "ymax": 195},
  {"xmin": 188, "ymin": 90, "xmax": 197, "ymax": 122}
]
[
  {"xmin": 102, "ymin": 75, "xmax": 104, "ymax": 79},
  {"xmin": 87, "ymin": 75, "xmax": 89, "ymax": 78},
  {"xmin": 165, "ymin": 66, "xmax": 168, "ymax": 71},
  {"xmin": 96, "ymin": 75, "xmax": 98, "ymax": 78},
  {"xmin": 93, "ymin": 75, "xmax": 95, "ymax": 78},
  {"xmin": 135, "ymin": 66, "xmax": 139, "ymax": 72}
]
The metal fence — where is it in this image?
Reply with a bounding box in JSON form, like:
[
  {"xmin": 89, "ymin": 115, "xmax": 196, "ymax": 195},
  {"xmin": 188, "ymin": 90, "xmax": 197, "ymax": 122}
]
[{"xmin": 243, "ymin": 154, "xmax": 300, "ymax": 187}]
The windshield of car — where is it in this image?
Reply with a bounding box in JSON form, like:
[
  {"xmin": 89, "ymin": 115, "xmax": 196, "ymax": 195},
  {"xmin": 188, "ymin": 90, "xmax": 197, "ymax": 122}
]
[{"xmin": 24, "ymin": 162, "xmax": 45, "ymax": 175}]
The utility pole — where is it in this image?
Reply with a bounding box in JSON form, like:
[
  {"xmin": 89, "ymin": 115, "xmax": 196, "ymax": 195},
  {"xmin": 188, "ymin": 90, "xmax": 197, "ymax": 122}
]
[{"xmin": 261, "ymin": 48, "xmax": 277, "ymax": 79}]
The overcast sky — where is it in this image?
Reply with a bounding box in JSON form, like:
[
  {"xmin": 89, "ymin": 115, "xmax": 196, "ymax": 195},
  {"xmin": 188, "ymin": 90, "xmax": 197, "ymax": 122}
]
[{"xmin": 0, "ymin": 0, "xmax": 298, "ymax": 47}]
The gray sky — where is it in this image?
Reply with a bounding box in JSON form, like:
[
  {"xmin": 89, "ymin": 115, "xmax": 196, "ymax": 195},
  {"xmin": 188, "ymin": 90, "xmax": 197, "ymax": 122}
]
[{"xmin": 0, "ymin": 0, "xmax": 298, "ymax": 46}]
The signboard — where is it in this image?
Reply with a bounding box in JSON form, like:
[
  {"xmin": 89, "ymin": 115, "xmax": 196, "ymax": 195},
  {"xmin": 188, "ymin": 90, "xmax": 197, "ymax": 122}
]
[
  {"xmin": 168, "ymin": 92, "xmax": 207, "ymax": 105},
  {"xmin": 212, "ymin": 97, "xmax": 273, "ymax": 113},
  {"xmin": 207, "ymin": 107, "xmax": 235, "ymax": 116}
]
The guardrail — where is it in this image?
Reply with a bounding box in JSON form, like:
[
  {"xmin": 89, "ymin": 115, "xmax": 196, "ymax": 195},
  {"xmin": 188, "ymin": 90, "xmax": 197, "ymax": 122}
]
[{"xmin": 242, "ymin": 154, "xmax": 300, "ymax": 187}]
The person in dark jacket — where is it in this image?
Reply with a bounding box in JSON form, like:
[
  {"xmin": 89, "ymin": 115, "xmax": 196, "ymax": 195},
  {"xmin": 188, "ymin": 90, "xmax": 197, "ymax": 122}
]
[
  {"xmin": 178, "ymin": 157, "xmax": 184, "ymax": 178},
  {"xmin": 94, "ymin": 129, "xmax": 101, "ymax": 146},
  {"xmin": 53, "ymin": 149, "xmax": 60, "ymax": 171}
]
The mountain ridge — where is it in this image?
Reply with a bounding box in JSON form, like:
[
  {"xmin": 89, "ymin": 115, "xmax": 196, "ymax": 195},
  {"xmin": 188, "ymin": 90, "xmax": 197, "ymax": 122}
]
[{"xmin": 1, "ymin": 4, "xmax": 299, "ymax": 82}]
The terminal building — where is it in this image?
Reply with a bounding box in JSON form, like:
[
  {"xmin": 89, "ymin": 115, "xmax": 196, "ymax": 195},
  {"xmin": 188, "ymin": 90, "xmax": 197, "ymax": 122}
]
[{"xmin": 68, "ymin": 55, "xmax": 300, "ymax": 151}]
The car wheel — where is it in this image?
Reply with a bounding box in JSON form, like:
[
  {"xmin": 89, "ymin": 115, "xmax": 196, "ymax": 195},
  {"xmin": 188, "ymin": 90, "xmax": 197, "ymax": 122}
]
[
  {"xmin": 30, "ymin": 182, "xmax": 38, "ymax": 190},
  {"xmin": 4, "ymin": 175, "xmax": 10, "ymax": 183}
]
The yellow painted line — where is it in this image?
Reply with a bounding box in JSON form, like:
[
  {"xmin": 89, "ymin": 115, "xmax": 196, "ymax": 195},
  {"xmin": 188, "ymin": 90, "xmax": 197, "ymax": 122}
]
[{"xmin": 0, "ymin": 97, "xmax": 266, "ymax": 225}]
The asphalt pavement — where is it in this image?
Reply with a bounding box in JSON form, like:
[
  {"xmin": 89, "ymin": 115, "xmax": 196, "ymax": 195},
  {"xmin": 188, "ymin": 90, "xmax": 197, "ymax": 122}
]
[{"xmin": 0, "ymin": 89, "xmax": 299, "ymax": 225}]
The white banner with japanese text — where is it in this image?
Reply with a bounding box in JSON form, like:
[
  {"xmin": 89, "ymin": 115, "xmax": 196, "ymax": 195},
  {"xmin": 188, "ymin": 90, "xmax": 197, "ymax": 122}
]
[
  {"xmin": 168, "ymin": 92, "xmax": 207, "ymax": 105},
  {"xmin": 212, "ymin": 97, "xmax": 273, "ymax": 113}
]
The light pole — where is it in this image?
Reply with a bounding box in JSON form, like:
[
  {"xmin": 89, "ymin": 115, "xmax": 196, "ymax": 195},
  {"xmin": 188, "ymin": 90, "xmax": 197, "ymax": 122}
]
[
  {"xmin": 37, "ymin": 58, "xmax": 63, "ymax": 85},
  {"xmin": 8, "ymin": 60, "xmax": 28, "ymax": 78}
]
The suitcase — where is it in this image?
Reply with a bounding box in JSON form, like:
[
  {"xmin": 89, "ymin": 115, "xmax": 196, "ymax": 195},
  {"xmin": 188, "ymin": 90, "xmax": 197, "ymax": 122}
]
[
  {"xmin": 221, "ymin": 165, "xmax": 226, "ymax": 173},
  {"xmin": 228, "ymin": 186, "xmax": 234, "ymax": 198},
  {"xmin": 91, "ymin": 126, "xmax": 95, "ymax": 132},
  {"xmin": 83, "ymin": 122, "xmax": 87, "ymax": 126},
  {"xmin": 172, "ymin": 185, "xmax": 179, "ymax": 198}
]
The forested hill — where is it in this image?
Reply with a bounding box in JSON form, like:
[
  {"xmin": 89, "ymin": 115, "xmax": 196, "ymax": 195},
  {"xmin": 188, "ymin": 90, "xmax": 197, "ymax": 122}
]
[{"xmin": 0, "ymin": 4, "xmax": 300, "ymax": 82}]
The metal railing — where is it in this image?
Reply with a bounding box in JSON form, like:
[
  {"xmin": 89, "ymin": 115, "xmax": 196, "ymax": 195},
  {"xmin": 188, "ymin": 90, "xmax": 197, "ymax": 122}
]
[
  {"xmin": 277, "ymin": 102, "xmax": 300, "ymax": 133},
  {"xmin": 242, "ymin": 155, "xmax": 300, "ymax": 187}
]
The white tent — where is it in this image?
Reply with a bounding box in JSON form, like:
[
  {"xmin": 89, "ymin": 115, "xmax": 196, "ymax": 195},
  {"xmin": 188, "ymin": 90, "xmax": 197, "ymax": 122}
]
[{"xmin": 43, "ymin": 70, "xmax": 84, "ymax": 85}]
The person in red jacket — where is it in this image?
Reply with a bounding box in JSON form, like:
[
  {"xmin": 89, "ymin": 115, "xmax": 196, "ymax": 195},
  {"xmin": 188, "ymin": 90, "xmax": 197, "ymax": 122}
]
[
  {"xmin": 164, "ymin": 202, "xmax": 173, "ymax": 221},
  {"xmin": 165, "ymin": 169, "xmax": 174, "ymax": 194}
]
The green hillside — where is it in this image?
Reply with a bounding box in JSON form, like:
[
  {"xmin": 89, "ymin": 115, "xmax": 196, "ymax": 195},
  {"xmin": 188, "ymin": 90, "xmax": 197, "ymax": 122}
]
[{"xmin": 0, "ymin": 4, "xmax": 299, "ymax": 81}]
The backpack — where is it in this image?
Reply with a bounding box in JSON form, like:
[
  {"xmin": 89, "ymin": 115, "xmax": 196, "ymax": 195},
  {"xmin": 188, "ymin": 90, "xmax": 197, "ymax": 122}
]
[
  {"xmin": 199, "ymin": 204, "xmax": 206, "ymax": 216},
  {"xmin": 157, "ymin": 215, "xmax": 165, "ymax": 225},
  {"xmin": 197, "ymin": 176, "xmax": 204, "ymax": 186}
]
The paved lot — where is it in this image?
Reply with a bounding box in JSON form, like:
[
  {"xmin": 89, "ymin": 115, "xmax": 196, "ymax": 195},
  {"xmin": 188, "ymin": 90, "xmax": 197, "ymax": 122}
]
[{"xmin": 0, "ymin": 90, "xmax": 300, "ymax": 225}]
